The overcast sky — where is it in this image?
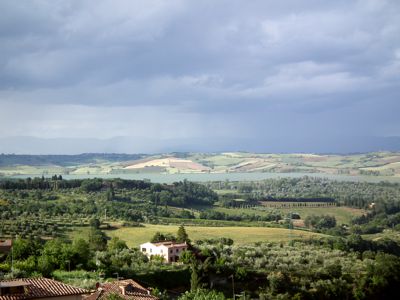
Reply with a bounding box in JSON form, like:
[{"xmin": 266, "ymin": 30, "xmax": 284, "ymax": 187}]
[{"xmin": 0, "ymin": 0, "xmax": 399, "ymax": 153}]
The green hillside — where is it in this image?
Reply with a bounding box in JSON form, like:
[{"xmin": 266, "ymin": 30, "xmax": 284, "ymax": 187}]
[{"xmin": 1, "ymin": 152, "xmax": 400, "ymax": 178}]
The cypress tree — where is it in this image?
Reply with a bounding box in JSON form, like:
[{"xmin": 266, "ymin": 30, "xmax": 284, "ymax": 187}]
[{"xmin": 177, "ymin": 224, "xmax": 189, "ymax": 243}]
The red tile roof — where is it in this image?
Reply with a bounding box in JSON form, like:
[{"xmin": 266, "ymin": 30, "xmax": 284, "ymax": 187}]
[
  {"xmin": 0, "ymin": 282, "xmax": 30, "ymax": 288},
  {"xmin": 84, "ymin": 280, "xmax": 157, "ymax": 300},
  {"xmin": 0, "ymin": 278, "xmax": 88, "ymax": 300},
  {"xmin": 152, "ymin": 241, "xmax": 187, "ymax": 248},
  {"xmin": 0, "ymin": 240, "xmax": 12, "ymax": 253}
]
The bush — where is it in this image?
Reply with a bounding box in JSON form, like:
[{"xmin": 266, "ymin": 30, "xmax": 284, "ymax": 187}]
[
  {"xmin": 305, "ymin": 215, "xmax": 336, "ymax": 229},
  {"xmin": 178, "ymin": 288, "xmax": 226, "ymax": 300}
]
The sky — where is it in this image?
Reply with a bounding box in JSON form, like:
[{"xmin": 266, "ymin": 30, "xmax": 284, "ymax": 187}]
[{"xmin": 0, "ymin": 0, "xmax": 400, "ymax": 154}]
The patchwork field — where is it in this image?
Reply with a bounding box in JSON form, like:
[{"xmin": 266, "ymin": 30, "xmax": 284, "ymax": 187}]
[
  {"xmin": 102, "ymin": 224, "xmax": 325, "ymax": 247},
  {"xmin": 1, "ymin": 152, "xmax": 400, "ymax": 178},
  {"xmin": 123, "ymin": 157, "xmax": 210, "ymax": 173}
]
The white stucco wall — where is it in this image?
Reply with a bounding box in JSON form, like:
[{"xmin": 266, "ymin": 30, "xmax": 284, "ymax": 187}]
[{"xmin": 140, "ymin": 242, "xmax": 187, "ymax": 262}]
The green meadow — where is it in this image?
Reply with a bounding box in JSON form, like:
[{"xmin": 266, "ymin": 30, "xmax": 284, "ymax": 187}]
[{"xmin": 101, "ymin": 224, "xmax": 324, "ymax": 247}]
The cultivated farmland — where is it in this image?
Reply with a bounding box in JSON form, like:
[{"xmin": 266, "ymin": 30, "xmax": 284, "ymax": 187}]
[{"xmin": 103, "ymin": 224, "xmax": 325, "ymax": 247}]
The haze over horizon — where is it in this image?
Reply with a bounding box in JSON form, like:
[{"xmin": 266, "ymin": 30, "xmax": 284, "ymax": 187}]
[{"xmin": 1, "ymin": 1, "xmax": 400, "ymax": 154}]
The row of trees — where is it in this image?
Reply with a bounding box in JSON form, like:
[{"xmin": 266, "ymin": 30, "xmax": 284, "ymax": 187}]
[
  {"xmin": 208, "ymin": 177, "xmax": 400, "ymax": 210},
  {"xmin": 199, "ymin": 210, "xmax": 282, "ymax": 222},
  {"xmin": 0, "ymin": 178, "xmax": 218, "ymax": 207}
]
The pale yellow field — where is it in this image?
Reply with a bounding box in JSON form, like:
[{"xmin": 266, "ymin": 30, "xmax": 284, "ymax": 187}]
[
  {"xmin": 104, "ymin": 224, "xmax": 325, "ymax": 247},
  {"xmin": 124, "ymin": 157, "xmax": 209, "ymax": 172},
  {"xmin": 361, "ymin": 161, "xmax": 400, "ymax": 172}
]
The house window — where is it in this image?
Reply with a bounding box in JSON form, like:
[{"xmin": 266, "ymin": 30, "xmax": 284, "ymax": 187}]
[
  {"xmin": 141, "ymin": 248, "xmax": 146, "ymax": 252},
  {"xmin": 161, "ymin": 249, "xmax": 163, "ymax": 253},
  {"xmin": 170, "ymin": 250, "xmax": 173, "ymax": 254},
  {"xmin": 150, "ymin": 249, "xmax": 152, "ymax": 253},
  {"xmin": 176, "ymin": 249, "xmax": 179, "ymax": 253}
]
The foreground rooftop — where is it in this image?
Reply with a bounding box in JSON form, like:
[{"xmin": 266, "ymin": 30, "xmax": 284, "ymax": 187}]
[
  {"xmin": 0, "ymin": 278, "xmax": 88, "ymax": 300},
  {"xmin": 85, "ymin": 279, "xmax": 157, "ymax": 300}
]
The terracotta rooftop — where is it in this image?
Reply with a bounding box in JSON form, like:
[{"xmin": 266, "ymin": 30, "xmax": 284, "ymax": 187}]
[
  {"xmin": 84, "ymin": 279, "xmax": 157, "ymax": 300},
  {"xmin": 152, "ymin": 241, "xmax": 187, "ymax": 248},
  {"xmin": 0, "ymin": 282, "xmax": 30, "ymax": 288},
  {"xmin": 0, "ymin": 278, "xmax": 88, "ymax": 300}
]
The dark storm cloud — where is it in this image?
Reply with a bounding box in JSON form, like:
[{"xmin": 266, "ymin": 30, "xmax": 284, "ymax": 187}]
[{"xmin": 0, "ymin": 0, "xmax": 399, "ymax": 152}]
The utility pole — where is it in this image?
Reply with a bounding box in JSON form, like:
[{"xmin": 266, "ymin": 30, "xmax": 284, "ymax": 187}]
[
  {"xmin": 230, "ymin": 274, "xmax": 235, "ymax": 300},
  {"xmin": 11, "ymin": 239, "xmax": 14, "ymax": 275},
  {"xmin": 288, "ymin": 211, "xmax": 293, "ymax": 246}
]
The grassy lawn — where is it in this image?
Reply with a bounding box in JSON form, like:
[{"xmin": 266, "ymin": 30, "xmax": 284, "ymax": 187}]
[
  {"xmin": 68, "ymin": 226, "xmax": 92, "ymax": 240},
  {"xmin": 103, "ymin": 224, "xmax": 325, "ymax": 247},
  {"xmin": 213, "ymin": 206, "xmax": 277, "ymax": 217}
]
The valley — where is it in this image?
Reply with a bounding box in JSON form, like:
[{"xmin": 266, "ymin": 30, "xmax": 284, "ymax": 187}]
[{"xmin": 1, "ymin": 165, "xmax": 400, "ymax": 299}]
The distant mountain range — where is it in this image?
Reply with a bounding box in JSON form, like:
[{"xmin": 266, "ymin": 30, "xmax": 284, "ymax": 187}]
[{"xmin": 1, "ymin": 136, "xmax": 400, "ymax": 155}]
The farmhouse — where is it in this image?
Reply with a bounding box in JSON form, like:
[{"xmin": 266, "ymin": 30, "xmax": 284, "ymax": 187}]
[
  {"xmin": 0, "ymin": 278, "xmax": 88, "ymax": 300},
  {"xmin": 85, "ymin": 279, "xmax": 157, "ymax": 300},
  {"xmin": 140, "ymin": 241, "xmax": 188, "ymax": 262}
]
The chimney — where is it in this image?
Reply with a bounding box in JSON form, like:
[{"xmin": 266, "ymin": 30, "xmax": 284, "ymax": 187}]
[{"xmin": 119, "ymin": 286, "xmax": 126, "ymax": 295}]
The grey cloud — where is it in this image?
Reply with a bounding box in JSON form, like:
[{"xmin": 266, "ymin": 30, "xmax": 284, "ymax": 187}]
[
  {"xmin": 0, "ymin": 0, "xmax": 399, "ymax": 152},
  {"xmin": 1, "ymin": 1, "xmax": 398, "ymax": 92}
]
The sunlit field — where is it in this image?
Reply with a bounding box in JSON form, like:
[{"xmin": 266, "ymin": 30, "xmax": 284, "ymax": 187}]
[{"xmin": 100, "ymin": 224, "xmax": 325, "ymax": 247}]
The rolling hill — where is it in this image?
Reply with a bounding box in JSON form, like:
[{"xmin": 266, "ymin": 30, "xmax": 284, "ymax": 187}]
[{"xmin": 1, "ymin": 152, "xmax": 400, "ymax": 178}]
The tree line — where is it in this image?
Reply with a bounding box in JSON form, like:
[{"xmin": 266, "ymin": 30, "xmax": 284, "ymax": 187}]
[{"xmin": 208, "ymin": 177, "xmax": 400, "ymax": 209}]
